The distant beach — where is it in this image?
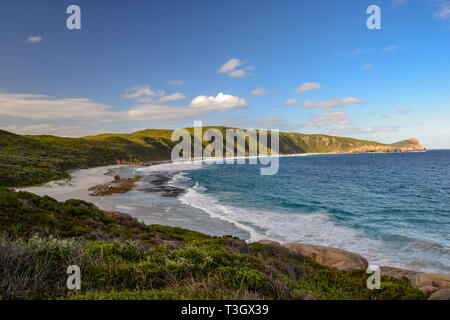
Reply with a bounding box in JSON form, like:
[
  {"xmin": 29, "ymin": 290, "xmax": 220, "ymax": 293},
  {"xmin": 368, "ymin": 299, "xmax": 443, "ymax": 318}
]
[{"xmin": 18, "ymin": 165, "xmax": 130, "ymax": 212}]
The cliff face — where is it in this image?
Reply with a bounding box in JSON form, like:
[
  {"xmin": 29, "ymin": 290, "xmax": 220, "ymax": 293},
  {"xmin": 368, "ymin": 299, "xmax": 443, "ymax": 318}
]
[
  {"xmin": 279, "ymin": 133, "xmax": 426, "ymax": 154},
  {"xmin": 342, "ymin": 138, "xmax": 425, "ymax": 154},
  {"xmin": 389, "ymin": 138, "xmax": 426, "ymax": 152}
]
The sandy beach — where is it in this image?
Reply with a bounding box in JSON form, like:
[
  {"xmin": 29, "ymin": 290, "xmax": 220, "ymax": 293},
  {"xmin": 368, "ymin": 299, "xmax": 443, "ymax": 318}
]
[
  {"xmin": 17, "ymin": 163, "xmax": 252, "ymax": 239},
  {"xmin": 18, "ymin": 165, "xmax": 130, "ymax": 212}
]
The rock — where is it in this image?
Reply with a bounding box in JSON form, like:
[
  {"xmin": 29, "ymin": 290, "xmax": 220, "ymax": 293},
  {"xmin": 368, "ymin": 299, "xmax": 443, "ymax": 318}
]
[
  {"xmin": 258, "ymin": 239, "xmax": 281, "ymax": 246},
  {"xmin": 419, "ymin": 286, "xmax": 439, "ymax": 295},
  {"xmin": 89, "ymin": 175, "xmax": 141, "ymax": 196},
  {"xmin": 255, "ymin": 240, "xmax": 305, "ymax": 261},
  {"xmin": 104, "ymin": 211, "xmax": 137, "ymax": 226},
  {"xmin": 283, "ymin": 242, "xmax": 368, "ymax": 271},
  {"xmin": 226, "ymin": 238, "xmax": 250, "ymax": 254},
  {"xmin": 380, "ymin": 266, "xmax": 417, "ymax": 280},
  {"xmin": 411, "ymin": 273, "xmax": 450, "ymax": 291},
  {"xmin": 428, "ymin": 289, "xmax": 450, "ymax": 300}
]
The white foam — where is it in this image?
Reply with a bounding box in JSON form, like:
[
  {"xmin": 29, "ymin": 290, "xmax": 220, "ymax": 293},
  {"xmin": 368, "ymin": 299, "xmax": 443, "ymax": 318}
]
[
  {"xmin": 178, "ymin": 183, "xmax": 414, "ymax": 268},
  {"xmin": 135, "ymin": 153, "xmax": 315, "ymax": 175},
  {"xmin": 172, "ymin": 172, "xmax": 191, "ymax": 183},
  {"xmin": 136, "ymin": 161, "xmax": 205, "ymax": 173}
]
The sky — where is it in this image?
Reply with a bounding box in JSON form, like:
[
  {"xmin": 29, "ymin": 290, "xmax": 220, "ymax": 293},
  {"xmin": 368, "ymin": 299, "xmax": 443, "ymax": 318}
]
[{"xmin": 0, "ymin": 0, "xmax": 449, "ymax": 148}]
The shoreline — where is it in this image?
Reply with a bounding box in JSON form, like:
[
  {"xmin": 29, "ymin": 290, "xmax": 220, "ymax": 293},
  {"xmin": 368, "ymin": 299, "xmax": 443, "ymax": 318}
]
[{"xmin": 17, "ymin": 163, "xmax": 450, "ymax": 295}]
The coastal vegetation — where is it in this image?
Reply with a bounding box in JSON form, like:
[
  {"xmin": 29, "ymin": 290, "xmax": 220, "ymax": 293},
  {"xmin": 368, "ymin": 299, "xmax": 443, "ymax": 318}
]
[
  {"xmin": 0, "ymin": 188, "xmax": 426, "ymax": 300},
  {"xmin": 0, "ymin": 128, "xmax": 424, "ymax": 187}
]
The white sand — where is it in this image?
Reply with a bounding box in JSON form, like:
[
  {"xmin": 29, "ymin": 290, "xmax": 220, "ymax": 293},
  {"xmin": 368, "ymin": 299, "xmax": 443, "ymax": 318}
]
[{"xmin": 17, "ymin": 165, "xmax": 128, "ymax": 211}]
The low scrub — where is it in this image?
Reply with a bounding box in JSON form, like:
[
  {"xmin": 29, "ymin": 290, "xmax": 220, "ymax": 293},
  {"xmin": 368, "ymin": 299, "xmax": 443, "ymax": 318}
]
[{"xmin": 0, "ymin": 190, "xmax": 426, "ymax": 300}]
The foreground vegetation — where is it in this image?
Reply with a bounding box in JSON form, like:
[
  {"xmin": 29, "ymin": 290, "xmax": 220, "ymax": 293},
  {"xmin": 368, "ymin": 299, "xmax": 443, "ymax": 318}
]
[
  {"xmin": 0, "ymin": 188, "xmax": 426, "ymax": 300},
  {"xmin": 0, "ymin": 128, "xmax": 423, "ymax": 187}
]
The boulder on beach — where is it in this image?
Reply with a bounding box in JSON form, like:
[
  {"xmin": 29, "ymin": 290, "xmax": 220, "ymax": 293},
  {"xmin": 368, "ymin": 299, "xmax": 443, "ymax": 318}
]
[
  {"xmin": 88, "ymin": 175, "xmax": 141, "ymax": 196},
  {"xmin": 411, "ymin": 273, "xmax": 450, "ymax": 291},
  {"xmin": 380, "ymin": 266, "xmax": 417, "ymax": 280},
  {"xmin": 428, "ymin": 289, "xmax": 450, "ymax": 300},
  {"xmin": 256, "ymin": 240, "xmax": 306, "ymax": 261},
  {"xmin": 419, "ymin": 286, "xmax": 439, "ymax": 295},
  {"xmin": 282, "ymin": 242, "xmax": 368, "ymax": 271}
]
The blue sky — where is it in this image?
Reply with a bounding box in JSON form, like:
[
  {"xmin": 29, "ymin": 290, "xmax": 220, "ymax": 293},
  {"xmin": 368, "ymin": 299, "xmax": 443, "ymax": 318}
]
[{"xmin": 0, "ymin": 0, "xmax": 449, "ymax": 148}]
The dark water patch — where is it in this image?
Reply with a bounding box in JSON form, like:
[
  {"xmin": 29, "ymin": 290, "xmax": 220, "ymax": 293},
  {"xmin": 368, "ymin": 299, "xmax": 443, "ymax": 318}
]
[{"xmin": 137, "ymin": 172, "xmax": 186, "ymax": 197}]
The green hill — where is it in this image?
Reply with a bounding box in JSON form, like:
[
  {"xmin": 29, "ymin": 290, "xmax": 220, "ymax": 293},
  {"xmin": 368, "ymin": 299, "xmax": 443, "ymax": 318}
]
[{"xmin": 0, "ymin": 128, "xmax": 424, "ymax": 187}]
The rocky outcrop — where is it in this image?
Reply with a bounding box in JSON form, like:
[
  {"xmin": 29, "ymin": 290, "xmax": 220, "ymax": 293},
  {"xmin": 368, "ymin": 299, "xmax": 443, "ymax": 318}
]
[
  {"xmin": 428, "ymin": 289, "xmax": 450, "ymax": 300},
  {"xmin": 420, "ymin": 286, "xmax": 440, "ymax": 295},
  {"xmin": 282, "ymin": 243, "xmax": 368, "ymax": 271},
  {"xmin": 379, "ymin": 267, "xmax": 450, "ymax": 296},
  {"xmin": 410, "ymin": 273, "xmax": 450, "ymax": 292},
  {"xmin": 281, "ymin": 242, "xmax": 450, "ymax": 298},
  {"xmin": 256, "ymin": 240, "xmax": 307, "ymax": 261},
  {"xmin": 380, "ymin": 266, "xmax": 417, "ymax": 280},
  {"xmin": 389, "ymin": 138, "xmax": 426, "ymax": 152},
  {"xmin": 88, "ymin": 175, "xmax": 141, "ymax": 196},
  {"xmin": 347, "ymin": 138, "xmax": 425, "ymax": 153}
]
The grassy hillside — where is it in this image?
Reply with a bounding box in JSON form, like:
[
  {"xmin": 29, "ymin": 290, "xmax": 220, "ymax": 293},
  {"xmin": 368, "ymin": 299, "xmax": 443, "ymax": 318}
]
[
  {"xmin": 0, "ymin": 128, "xmax": 424, "ymax": 187},
  {"xmin": 0, "ymin": 188, "xmax": 425, "ymax": 300}
]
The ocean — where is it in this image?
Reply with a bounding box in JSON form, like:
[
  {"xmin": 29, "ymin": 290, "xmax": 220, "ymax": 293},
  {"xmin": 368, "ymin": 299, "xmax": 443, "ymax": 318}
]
[{"xmin": 109, "ymin": 150, "xmax": 450, "ymax": 274}]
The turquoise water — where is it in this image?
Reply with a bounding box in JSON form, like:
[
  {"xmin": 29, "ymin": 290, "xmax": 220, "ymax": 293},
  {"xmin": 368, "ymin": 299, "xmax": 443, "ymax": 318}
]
[{"xmin": 126, "ymin": 150, "xmax": 450, "ymax": 273}]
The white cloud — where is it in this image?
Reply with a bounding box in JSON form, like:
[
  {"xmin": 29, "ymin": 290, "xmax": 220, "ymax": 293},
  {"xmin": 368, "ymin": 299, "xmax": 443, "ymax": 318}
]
[
  {"xmin": 284, "ymin": 99, "xmax": 301, "ymax": 106},
  {"xmin": 124, "ymin": 85, "xmax": 156, "ymax": 99},
  {"xmin": 334, "ymin": 49, "xmax": 367, "ymax": 58},
  {"xmin": 0, "ymin": 93, "xmax": 113, "ymax": 120},
  {"xmin": 27, "ymin": 35, "xmax": 42, "ymax": 43},
  {"xmin": 395, "ymin": 0, "xmax": 450, "ymax": 21},
  {"xmin": 341, "ymin": 97, "xmax": 364, "ymax": 104},
  {"xmin": 304, "ymin": 110, "xmax": 351, "ymax": 128},
  {"xmin": 251, "ymin": 87, "xmax": 269, "ymax": 96},
  {"xmin": 218, "ymin": 59, "xmax": 242, "ymax": 74},
  {"xmin": 383, "ymin": 45, "xmax": 397, "ymax": 52},
  {"xmin": 166, "ymin": 80, "xmax": 185, "ymax": 85},
  {"xmin": 136, "ymin": 97, "xmax": 154, "ymax": 103},
  {"xmin": 432, "ymin": 0, "xmax": 450, "ymax": 20},
  {"xmin": 362, "ymin": 64, "xmax": 374, "ymax": 69},
  {"xmin": 294, "ymin": 82, "xmax": 321, "ymax": 94},
  {"xmin": 395, "ymin": 109, "xmax": 411, "ymax": 114},
  {"xmin": 229, "ymin": 70, "xmax": 246, "ymax": 78},
  {"xmin": 0, "ymin": 92, "xmax": 247, "ymax": 126},
  {"xmin": 2, "ymin": 124, "xmax": 102, "ymax": 137},
  {"xmin": 188, "ymin": 92, "xmax": 248, "ymax": 111},
  {"xmin": 217, "ymin": 58, "xmax": 251, "ymax": 78},
  {"xmin": 302, "ymin": 97, "xmax": 365, "ymax": 109},
  {"xmin": 158, "ymin": 92, "xmax": 186, "ymax": 102}
]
